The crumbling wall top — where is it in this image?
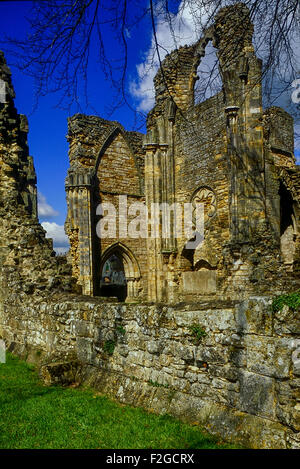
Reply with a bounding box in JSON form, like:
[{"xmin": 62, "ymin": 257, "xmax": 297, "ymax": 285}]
[
  {"xmin": 0, "ymin": 51, "xmax": 15, "ymax": 102},
  {"xmin": 67, "ymin": 113, "xmax": 144, "ymax": 171},
  {"xmin": 214, "ymin": 3, "xmax": 254, "ymax": 68},
  {"xmin": 150, "ymin": 3, "xmax": 255, "ymax": 115}
]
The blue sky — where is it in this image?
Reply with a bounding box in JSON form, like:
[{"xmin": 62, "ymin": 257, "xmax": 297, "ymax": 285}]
[
  {"xmin": 0, "ymin": 1, "xmax": 299, "ymax": 253},
  {"xmin": 0, "ymin": 0, "xmax": 154, "ymax": 252}
]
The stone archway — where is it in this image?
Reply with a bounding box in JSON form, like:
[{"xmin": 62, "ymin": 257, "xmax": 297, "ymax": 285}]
[{"xmin": 99, "ymin": 243, "xmax": 141, "ymax": 301}]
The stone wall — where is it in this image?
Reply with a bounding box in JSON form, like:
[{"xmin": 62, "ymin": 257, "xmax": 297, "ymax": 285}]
[
  {"xmin": 65, "ymin": 115, "xmax": 147, "ymax": 299},
  {"xmin": 0, "ymin": 52, "xmax": 76, "ymax": 300},
  {"xmin": 0, "ymin": 292, "xmax": 299, "ymax": 449},
  {"xmin": 62, "ymin": 4, "xmax": 300, "ymax": 305},
  {"xmin": 141, "ymin": 2, "xmax": 300, "ymax": 304},
  {"xmin": 0, "ymin": 2, "xmax": 300, "ymax": 452}
]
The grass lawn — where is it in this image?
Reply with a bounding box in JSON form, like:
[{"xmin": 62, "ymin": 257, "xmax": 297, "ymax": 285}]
[{"xmin": 0, "ymin": 353, "xmax": 237, "ymax": 449}]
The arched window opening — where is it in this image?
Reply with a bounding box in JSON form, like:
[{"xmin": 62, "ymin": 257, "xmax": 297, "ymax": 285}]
[
  {"xmin": 99, "ymin": 243, "xmax": 141, "ymax": 302},
  {"xmin": 181, "ymin": 245, "xmax": 194, "ymax": 271},
  {"xmin": 194, "ymin": 42, "xmax": 222, "ymax": 105},
  {"xmin": 100, "ymin": 253, "xmax": 127, "ymax": 301}
]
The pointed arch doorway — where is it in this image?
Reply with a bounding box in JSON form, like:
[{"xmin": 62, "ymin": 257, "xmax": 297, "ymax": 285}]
[{"xmin": 99, "ymin": 243, "xmax": 141, "ymax": 302}]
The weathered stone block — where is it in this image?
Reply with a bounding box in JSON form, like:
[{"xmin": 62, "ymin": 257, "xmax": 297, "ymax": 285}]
[
  {"xmin": 244, "ymin": 336, "xmax": 292, "ymax": 378},
  {"xmin": 76, "ymin": 337, "xmax": 94, "ymax": 363},
  {"xmin": 182, "ymin": 271, "xmax": 216, "ymax": 294},
  {"xmin": 239, "ymin": 371, "xmax": 275, "ymax": 419},
  {"xmin": 235, "ymin": 297, "xmax": 273, "ymax": 336}
]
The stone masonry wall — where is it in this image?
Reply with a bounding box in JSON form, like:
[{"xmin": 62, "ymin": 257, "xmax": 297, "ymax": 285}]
[
  {"xmin": 174, "ymin": 92, "xmax": 229, "ymax": 300},
  {"xmin": 94, "ymin": 131, "xmax": 148, "ymax": 298},
  {"xmin": 142, "ymin": 2, "xmax": 300, "ymax": 304},
  {"xmin": 0, "ymin": 52, "xmax": 76, "ymax": 300},
  {"xmin": 65, "ymin": 114, "xmax": 147, "ymax": 298},
  {"xmin": 0, "ymin": 293, "xmax": 299, "ymax": 449},
  {"xmin": 1, "ymin": 3, "xmax": 300, "ymax": 452}
]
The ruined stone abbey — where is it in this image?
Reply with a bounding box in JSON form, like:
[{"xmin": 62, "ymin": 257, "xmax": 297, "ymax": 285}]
[
  {"xmin": 65, "ymin": 4, "xmax": 300, "ymax": 304},
  {"xmin": 0, "ymin": 3, "xmax": 299, "ymax": 449}
]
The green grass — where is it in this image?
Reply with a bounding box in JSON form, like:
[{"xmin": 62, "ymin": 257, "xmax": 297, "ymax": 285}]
[{"xmin": 0, "ymin": 353, "xmax": 237, "ymax": 449}]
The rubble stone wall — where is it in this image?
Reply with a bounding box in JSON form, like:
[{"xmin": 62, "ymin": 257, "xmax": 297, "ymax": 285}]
[
  {"xmin": 0, "ymin": 293, "xmax": 299, "ymax": 449},
  {"xmin": 0, "ymin": 3, "xmax": 299, "ymax": 452}
]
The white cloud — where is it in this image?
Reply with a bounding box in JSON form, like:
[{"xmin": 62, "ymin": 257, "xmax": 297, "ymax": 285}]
[
  {"xmin": 131, "ymin": 1, "xmax": 299, "ymax": 154},
  {"xmin": 41, "ymin": 222, "xmax": 69, "ymax": 254},
  {"xmin": 38, "ymin": 192, "xmax": 59, "ymax": 218},
  {"xmin": 54, "ymin": 247, "xmax": 69, "ymax": 255},
  {"xmin": 130, "ymin": 1, "xmax": 213, "ymax": 112}
]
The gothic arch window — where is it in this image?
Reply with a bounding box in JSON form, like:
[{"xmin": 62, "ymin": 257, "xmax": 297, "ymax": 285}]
[
  {"xmin": 193, "ymin": 40, "xmax": 222, "ymax": 105},
  {"xmin": 101, "ymin": 254, "xmax": 127, "ymax": 301},
  {"xmin": 99, "ymin": 243, "xmax": 141, "ymax": 301}
]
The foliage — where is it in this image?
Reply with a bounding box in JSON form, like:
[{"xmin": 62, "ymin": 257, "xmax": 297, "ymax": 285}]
[
  {"xmin": 103, "ymin": 339, "xmax": 116, "ymax": 355},
  {"xmin": 148, "ymin": 379, "xmax": 169, "ymax": 388},
  {"xmin": 103, "ymin": 324, "xmax": 125, "ymax": 355},
  {"xmin": 271, "ymin": 290, "xmax": 300, "ymax": 313},
  {"xmin": 188, "ymin": 323, "xmax": 207, "ymax": 345},
  {"xmin": 116, "ymin": 325, "xmax": 126, "ymax": 336},
  {"xmin": 0, "ymin": 353, "xmax": 239, "ymax": 449}
]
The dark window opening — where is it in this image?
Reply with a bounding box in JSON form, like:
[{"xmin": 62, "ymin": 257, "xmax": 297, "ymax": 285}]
[
  {"xmin": 279, "ymin": 182, "xmax": 296, "ymax": 269},
  {"xmin": 100, "ymin": 253, "xmax": 127, "ymax": 301},
  {"xmin": 194, "ymin": 259, "xmax": 215, "ymax": 271},
  {"xmin": 280, "ymin": 182, "xmax": 294, "ymax": 236}
]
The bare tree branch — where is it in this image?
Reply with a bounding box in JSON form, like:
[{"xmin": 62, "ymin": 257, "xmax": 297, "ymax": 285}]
[{"xmin": 0, "ymin": 0, "xmax": 299, "ymax": 134}]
